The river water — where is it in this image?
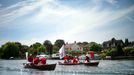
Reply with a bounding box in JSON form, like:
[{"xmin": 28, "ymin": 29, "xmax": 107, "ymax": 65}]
[{"xmin": 0, "ymin": 60, "xmax": 133, "ymax": 75}]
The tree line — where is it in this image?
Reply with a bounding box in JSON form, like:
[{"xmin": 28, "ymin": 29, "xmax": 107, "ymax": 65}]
[
  {"xmin": 0, "ymin": 39, "xmax": 103, "ymax": 59},
  {"xmin": 0, "ymin": 39, "xmax": 133, "ymax": 59},
  {"xmin": 0, "ymin": 39, "xmax": 66, "ymax": 59}
]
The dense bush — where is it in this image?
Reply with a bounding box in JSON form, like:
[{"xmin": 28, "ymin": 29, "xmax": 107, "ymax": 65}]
[{"xmin": 123, "ymin": 47, "xmax": 134, "ymax": 56}]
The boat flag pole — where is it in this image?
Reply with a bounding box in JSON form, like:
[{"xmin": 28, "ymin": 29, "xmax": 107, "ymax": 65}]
[{"xmin": 25, "ymin": 52, "xmax": 28, "ymax": 63}]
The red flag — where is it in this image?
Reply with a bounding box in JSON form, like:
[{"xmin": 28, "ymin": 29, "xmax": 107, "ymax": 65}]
[{"xmin": 90, "ymin": 51, "xmax": 94, "ymax": 59}]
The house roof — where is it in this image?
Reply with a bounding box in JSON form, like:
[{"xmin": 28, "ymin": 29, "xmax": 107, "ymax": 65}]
[{"xmin": 103, "ymin": 38, "xmax": 124, "ymax": 45}]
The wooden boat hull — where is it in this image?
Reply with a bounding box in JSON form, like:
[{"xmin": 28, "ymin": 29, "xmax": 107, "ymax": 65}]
[
  {"xmin": 58, "ymin": 62, "xmax": 83, "ymax": 65},
  {"xmin": 84, "ymin": 61, "xmax": 99, "ymax": 66},
  {"xmin": 23, "ymin": 63, "xmax": 56, "ymax": 70}
]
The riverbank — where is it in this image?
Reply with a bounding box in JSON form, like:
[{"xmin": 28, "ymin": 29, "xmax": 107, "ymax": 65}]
[{"xmin": 112, "ymin": 56, "xmax": 134, "ymax": 60}]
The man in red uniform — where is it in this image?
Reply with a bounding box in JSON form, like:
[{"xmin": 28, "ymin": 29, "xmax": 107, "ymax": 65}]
[
  {"xmin": 28, "ymin": 54, "xmax": 33, "ymax": 63},
  {"xmin": 64, "ymin": 54, "xmax": 69, "ymax": 63},
  {"xmin": 33, "ymin": 57, "xmax": 39, "ymax": 65},
  {"xmin": 40, "ymin": 57, "xmax": 46, "ymax": 64},
  {"xmin": 85, "ymin": 55, "xmax": 90, "ymax": 63},
  {"xmin": 72, "ymin": 56, "xmax": 78, "ymax": 64}
]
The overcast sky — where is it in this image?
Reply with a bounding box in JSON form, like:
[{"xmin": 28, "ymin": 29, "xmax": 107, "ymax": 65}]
[{"xmin": 0, "ymin": 0, "xmax": 134, "ymax": 46}]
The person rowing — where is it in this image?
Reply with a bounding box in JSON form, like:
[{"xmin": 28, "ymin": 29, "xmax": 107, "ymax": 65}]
[
  {"xmin": 38, "ymin": 56, "xmax": 46, "ymax": 65},
  {"xmin": 85, "ymin": 54, "xmax": 90, "ymax": 63},
  {"xmin": 72, "ymin": 56, "xmax": 78, "ymax": 64},
  {"xmin": 28, "ymin": 54, "xmax": 33, "ymax": 63},
  {"xmin": 33, "ymin": 56, "xmax": 40, "ymax": 65},
  {"xmin": 64, "ymin": 54, "xmax": 69, "ymax": 63}
]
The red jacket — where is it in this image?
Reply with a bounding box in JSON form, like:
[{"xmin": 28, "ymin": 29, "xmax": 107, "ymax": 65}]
[
  {"xmin": 33, "ymin": 57, "xmax": 39, "ymax": 64},
  {"xmin": 72, "ymin": 57, "xmax": 78, "ymax": 63},
  {"xmin": 64, "ymin": 56, "xmax": 69, "ymax": 63},
  {"xmin": 28, "ymin": 56, "xmax": 33, "ymax": 62},
  {"xmin": 41, "ymin": 58, "xmax": 46, "ymax": 64}
]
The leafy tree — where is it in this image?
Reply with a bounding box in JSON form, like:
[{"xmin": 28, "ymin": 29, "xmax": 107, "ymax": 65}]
[
  {"xmin": 1, "ymin": 42, "xmax": 19, "ymax": 59},
  {"xmin": 54, "ymin": 39, "xmax": 65, "ymax": 53},
  {"xmin": 82, "ymin": 42, "xmax": 88, "ymax": 45},
  {"xmin": 29, "ymin": 42, "xmax": 46, "ymax": 56},
  {"xmin": 15, "ymin": 42, "xmax": 22, "ymax": 49},
  {"xmin": 43, "ymin": 40, "xmax": 53, "ymax": 57},
  {"xmin": 77, "ymin": 42, "xmax": 82, "ymax": 45},
  {"xmin": 105, "ymin": 48, "xmax": 117, "ymax": 57},
  {"xmin": 0, "ymin": 47, "xmax": 3, "ymax": 58},
  {"xmin": 90, "ymin": 43, "xmax": 102, "ymax": 52},
  {"xmin": 125, "ymin": 38, "xmax": 129, "ymax": 47},
  {"xmin": 37, "ymin": 45, "xmax": 46, "ymax": 54},
  {"xmin": 28, "ymin": 47, "xmax": 37, "ymax": 55},
  {"xmin": 21, "ymin": 45, "xmax": 29, "ymax": 53},
  {"xmin": 54, "ymin": 39, "xmax": 65, "ymax": 48},
  {"xmin": 15, "ymin": 42, "xmax": 29, "ymax": 58},
  {"xmin": 53, "ymin": 45, "xmax": 59, "ymax": 53},
  {"xmin": 123, "ymin": 47, "xmax": 134, "ymax": 56},
  {"xmin": 20, "ymin": 45, "xmax": 29, "ymax": 58},
  {"xmin": 67, "ymin": 50, "xmax": 81, "ymax": 56},
  {"xmin": 30, "ymin": 42, "xmax": 41, "ymax": 49},
  {"xmin": 117, "ymin": 45, "xmax": 124, "ymax": 56}
]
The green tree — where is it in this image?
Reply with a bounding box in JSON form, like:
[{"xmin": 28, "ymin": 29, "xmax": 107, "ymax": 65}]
[
  {"xmin": 53, "ymin": 45, "xmax": 59, "ymax": 53},
  {"xmin": 125, "ymin": 38, "xmax": 129, "ymax": 47},
  {"xmin": 117, "ymin": 45, "xmax": 124, "ymax": 56},
  {"xmin": 90, "ymin": 43, "xmax": 102, "ymax": 52},
  {"xmin": 82, "ymin": 42, "xmax": 88, "ymax": 45},
  {"xmin": 54, "ymin": 39, "xmax": 65, "ymax": 53},
  {"xmin": 67, "ymin": 50, "xmax": 81, "ymax": 56},
  {"xmin": 20, "ymin": 45, "xmax": 29, "ymax": 58},
  {"xmin": 123, "ymin": 47, "xmax": 134, "ymax": 56},
  {"xmin": 1, "ymin": 42, "xmax": 19, "ymax": 59},
  {"xmin": 0, "ymin": 47, "xmax": 3, "ymax": 58},
  {"xmin": 43, "ymin": 40, "xmax": 53, "ymax": 57},
  {"xmin": 29, "ymin": 42, "xmax": 46, "ymax": 56},
  {"xmin": 30, "ymin": 42, "xmax": 42, "ymax": 49},
  {"xmin": 37, "ymin": 45, "xmax": 46, "ymax": 54},
  {"xmin": 15, "ymin": 42, "xmax": 29, "ymax": 58},
  {"xmin": 54, "ymin": 39, "xmax": 65, "ymax": 48}
]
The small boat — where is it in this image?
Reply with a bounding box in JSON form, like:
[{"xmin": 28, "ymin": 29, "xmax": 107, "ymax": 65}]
[
  {"xmin": 84, "ymin": 61, "xmax": 99, "ymax": 66},
  {"xmin": 23, "ymin": 63, "xmax": 56, "ymax": 70},
  {"xmin": 58, "ymin": 62, "xmax": 83, "ymax": 65}
]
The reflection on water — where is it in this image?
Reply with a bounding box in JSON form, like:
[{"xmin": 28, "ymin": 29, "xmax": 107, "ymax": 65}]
[{"xmin": 0, "ymin": 60, "xmax": 134, "ymax": 75}]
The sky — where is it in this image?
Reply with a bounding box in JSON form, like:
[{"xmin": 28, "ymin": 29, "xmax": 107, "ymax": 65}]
[{"xmin": 0, "ymin": 0, "xmax": 134, "ymax": 46}]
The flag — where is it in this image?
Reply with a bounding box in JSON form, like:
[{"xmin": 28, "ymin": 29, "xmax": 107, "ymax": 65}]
[
  {"xmin": 90, "ymin": 51, "xmax": 94, "ymax": 59},
  {"xmin": 59, "ymin": 45, "xmax": 66, "ymax": 59}
]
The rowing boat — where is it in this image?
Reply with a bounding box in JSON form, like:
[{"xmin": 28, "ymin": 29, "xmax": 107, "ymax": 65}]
[
  {"xmin": 58, "ymin": 62, "xmax": 83, "ymax": 65},
  {"xmin": 84, "ymin": 61, "xmax": 99, "ymax": 66},
  {"xmin": 58, "ymin": 61, "xmax": 99, "ymax": 66},
  {"xmin": 23, "ymin": 63, "xmax": 56, "ymax": 70}
]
